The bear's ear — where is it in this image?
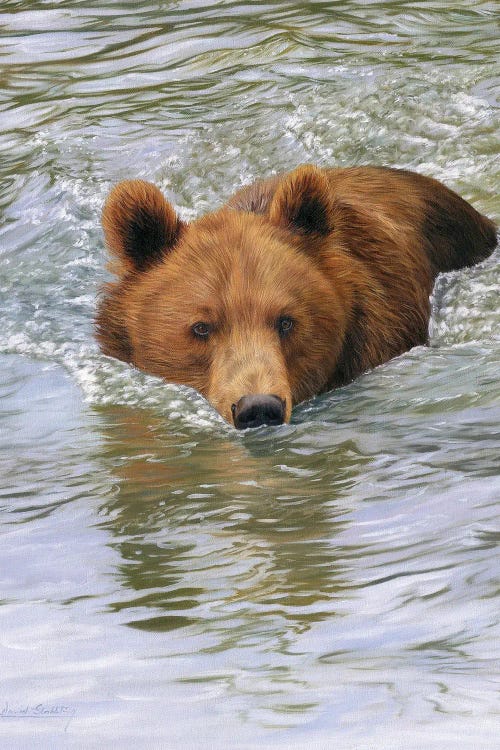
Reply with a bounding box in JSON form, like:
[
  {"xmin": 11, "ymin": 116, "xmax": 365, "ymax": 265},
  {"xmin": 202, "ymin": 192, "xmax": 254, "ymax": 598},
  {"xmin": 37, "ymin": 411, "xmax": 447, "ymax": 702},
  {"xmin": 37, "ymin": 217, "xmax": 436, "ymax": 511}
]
[
  {"xmin": 102, "ymin": 180, "xmax": 185, "ymax": 273},
  {"xmin": 268, "ymin": 165, "xmax": 335, "ymax": 236}
]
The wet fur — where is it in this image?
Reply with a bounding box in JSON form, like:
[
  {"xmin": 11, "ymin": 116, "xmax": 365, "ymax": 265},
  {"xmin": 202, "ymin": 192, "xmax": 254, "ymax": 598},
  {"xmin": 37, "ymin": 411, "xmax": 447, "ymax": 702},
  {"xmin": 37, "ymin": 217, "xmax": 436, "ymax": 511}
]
[{"xmin": 96, "ymin": 165, "xmax": 497, "ymax": 424}]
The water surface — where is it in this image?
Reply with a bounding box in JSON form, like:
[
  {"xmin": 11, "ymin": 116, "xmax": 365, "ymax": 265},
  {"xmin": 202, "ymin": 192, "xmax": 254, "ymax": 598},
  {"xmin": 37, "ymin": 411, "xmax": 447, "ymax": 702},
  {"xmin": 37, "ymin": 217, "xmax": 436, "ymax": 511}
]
[{"xmin": 0, "ymin": 2, "xmax": 499, "ymax": 748}]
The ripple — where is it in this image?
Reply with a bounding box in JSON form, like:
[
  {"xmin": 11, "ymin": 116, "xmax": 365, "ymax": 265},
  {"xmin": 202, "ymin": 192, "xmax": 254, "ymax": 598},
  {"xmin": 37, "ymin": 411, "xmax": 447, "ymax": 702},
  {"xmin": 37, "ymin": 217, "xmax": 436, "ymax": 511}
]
[{"xmin": 0, "ymin": 2, "xmax": 499, "ymax": 747}]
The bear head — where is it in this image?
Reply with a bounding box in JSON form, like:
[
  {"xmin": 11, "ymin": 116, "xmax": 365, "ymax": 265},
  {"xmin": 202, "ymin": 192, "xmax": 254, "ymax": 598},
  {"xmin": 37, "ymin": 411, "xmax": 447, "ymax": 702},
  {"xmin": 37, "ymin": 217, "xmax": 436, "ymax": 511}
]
[{"xmin": 97, "ymin": 166, "xmax": 355, "ymax": 428}]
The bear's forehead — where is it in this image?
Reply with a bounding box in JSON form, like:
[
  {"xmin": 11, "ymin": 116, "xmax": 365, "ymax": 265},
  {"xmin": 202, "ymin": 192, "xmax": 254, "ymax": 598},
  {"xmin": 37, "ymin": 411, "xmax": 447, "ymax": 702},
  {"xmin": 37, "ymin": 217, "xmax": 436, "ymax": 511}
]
[
  {"xmin": 139, "ymin": 211, "xmax": 334, "ymax": 323},
  {"xmin": 178, "ymin": 211, "xmax": 309, "ymax": 283},
  {"xmin": 142, "ymin": 227, "xmax": 316, "ymax": 321},
  {"xmin": 175, "ymin": 258, "xmax": 303, "ymax": 319},
  {"xmin": 174, "ymin": 237, "xmax": 313, "ymax": 307}
]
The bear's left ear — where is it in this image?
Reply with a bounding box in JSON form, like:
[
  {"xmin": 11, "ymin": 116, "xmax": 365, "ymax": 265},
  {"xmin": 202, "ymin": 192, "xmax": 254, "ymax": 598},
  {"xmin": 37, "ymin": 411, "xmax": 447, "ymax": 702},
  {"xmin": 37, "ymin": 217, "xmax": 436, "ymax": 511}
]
[
  {"xmin": 102, "ymin": 180, "xmax": 185, "ymax": 273},
  {"xmin": 268, "ymin": 165, "xmax": 335, "ymax": 236}
]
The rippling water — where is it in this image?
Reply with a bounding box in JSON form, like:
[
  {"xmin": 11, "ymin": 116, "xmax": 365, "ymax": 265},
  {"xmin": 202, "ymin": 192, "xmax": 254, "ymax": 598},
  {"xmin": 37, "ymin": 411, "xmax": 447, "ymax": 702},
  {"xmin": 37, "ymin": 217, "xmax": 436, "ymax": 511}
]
[{"xmin": 0, "ymin": 2, "xmax": 499, "ymax": 748}]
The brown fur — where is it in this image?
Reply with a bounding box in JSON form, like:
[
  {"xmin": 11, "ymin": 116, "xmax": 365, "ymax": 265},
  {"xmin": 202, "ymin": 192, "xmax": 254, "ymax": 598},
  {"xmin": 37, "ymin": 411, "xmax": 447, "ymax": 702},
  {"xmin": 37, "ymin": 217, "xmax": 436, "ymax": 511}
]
[{"xmin": 96, "ymin": 165, "xmax": 497, "ymax": 426}]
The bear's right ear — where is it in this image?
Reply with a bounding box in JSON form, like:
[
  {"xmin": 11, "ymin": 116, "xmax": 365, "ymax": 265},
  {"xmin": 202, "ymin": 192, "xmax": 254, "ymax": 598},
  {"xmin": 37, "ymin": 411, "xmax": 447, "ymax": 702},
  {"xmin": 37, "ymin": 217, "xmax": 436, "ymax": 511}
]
[{"xmin": 102, "ymin": 180, "xmax": 185, "ymax": 273}]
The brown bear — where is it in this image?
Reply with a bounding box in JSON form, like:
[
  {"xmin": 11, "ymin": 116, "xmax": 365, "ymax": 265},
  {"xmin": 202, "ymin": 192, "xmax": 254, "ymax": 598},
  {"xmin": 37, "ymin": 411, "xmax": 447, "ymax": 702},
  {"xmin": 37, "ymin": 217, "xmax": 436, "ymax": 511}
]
[{"xmin": 96, "ymin": 165, "xmax": 496, "ymax": 428}]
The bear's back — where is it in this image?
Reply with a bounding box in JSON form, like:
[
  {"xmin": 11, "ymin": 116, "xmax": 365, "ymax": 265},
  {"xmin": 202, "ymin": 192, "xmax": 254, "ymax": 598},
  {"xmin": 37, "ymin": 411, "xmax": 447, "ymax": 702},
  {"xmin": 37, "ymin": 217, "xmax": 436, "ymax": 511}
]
[{"xmin": 227, "ymin": 166, "xmax": 497, "ymax": 276}]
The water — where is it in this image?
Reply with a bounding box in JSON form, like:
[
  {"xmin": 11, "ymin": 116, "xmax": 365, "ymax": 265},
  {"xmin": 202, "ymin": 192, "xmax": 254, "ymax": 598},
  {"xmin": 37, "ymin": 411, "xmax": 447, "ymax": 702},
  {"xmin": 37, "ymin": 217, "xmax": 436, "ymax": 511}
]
[{"xmin": 0, "ymin": 2, "xmax": 499, "ymax": 747}]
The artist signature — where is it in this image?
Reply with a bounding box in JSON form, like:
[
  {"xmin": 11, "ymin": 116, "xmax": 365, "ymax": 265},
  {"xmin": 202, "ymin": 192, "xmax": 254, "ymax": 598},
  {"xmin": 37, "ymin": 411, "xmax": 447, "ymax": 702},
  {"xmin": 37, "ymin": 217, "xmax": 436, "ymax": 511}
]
[{"xmin": 1, "ymin": 701, "xmax": 76, "ymax": 720}]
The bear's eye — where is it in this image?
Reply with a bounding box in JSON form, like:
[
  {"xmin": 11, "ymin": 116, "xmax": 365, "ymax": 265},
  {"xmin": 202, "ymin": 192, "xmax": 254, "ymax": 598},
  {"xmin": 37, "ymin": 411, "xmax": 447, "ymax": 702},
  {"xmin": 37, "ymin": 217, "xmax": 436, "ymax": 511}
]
[
  {"xmin": 192, "ymin": 322, "xmax": 212, "ymax": 339},
  {"xmin": 276, "ymin": 316, "xmax": 294, "ymax": 338}
]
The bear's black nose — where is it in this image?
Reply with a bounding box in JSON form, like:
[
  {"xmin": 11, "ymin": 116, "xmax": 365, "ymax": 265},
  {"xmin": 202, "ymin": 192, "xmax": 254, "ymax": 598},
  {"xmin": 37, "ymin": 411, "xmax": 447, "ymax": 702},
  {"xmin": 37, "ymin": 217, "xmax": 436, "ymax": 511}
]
[{"xmin": 231, "ymin": 394, "xmax": 285, "ymax": 430}]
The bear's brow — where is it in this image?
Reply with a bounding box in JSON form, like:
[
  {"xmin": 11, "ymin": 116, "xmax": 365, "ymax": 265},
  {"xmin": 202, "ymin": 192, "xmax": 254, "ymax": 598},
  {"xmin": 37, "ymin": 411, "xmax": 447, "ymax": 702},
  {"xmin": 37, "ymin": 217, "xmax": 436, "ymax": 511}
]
[{"xmin": 191, "ymin": 305, "xmax": 217, "ymax": 322}]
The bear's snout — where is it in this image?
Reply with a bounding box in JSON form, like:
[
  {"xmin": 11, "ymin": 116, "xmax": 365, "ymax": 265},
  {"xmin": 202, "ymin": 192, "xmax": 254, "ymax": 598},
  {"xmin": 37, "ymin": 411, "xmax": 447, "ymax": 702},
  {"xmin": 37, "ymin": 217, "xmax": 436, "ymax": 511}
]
[{"xmin": 231, "ymin": 394, "xmax": 286, "ymax": 430}]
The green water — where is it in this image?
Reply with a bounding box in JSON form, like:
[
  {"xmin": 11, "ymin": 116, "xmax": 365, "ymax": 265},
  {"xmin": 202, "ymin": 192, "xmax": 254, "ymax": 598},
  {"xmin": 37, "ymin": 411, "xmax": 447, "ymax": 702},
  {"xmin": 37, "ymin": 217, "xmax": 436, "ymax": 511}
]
[{"xmin": 0, "ymin": 2, "xmax": 499, "ymax": 748}]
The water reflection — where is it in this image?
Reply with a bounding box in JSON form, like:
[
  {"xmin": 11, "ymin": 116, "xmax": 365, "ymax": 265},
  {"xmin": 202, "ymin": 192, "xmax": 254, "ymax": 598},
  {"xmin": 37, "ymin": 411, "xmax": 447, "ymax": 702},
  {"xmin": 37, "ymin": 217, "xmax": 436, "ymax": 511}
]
[{"xmin": 94, "ymin": 404, "xmax": 363, "ymax": 632}]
